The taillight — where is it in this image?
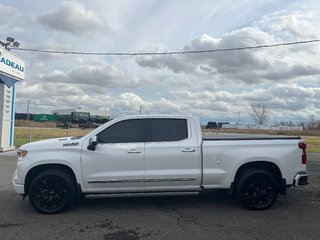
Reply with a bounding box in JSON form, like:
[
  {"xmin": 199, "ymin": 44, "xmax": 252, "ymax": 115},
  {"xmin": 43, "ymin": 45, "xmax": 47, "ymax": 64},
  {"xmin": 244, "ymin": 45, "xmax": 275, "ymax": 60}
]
[{"xmin": 299, "ymin": 142, "xmax": 307, "ymax": 164}]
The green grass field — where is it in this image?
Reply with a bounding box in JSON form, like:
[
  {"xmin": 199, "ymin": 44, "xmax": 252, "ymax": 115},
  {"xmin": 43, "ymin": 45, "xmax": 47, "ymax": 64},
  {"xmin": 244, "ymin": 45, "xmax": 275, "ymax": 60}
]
[
  {"xmin": 304, "ymin": 137, "xmax": 320, "ymax": 153},
  {"xmin": 14, "ymin": 128, "xmax": 90, "ymax": 147},
  {"xmin": 14, "ymin": 127, "xmax": 320, "ymax": 153}
]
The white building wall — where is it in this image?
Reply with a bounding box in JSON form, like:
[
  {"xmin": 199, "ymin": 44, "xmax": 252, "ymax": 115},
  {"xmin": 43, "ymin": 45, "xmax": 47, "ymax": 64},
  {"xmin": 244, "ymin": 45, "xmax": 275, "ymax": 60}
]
[
  {"xmin": 0, "ymin": 84, "xmax": 15, "ymax": 151},
  {"xmin": 52, "ymin": 107, "xmax": 106, "ymax": 116},
  {"xmin": 51, "ymin": 108, "xmax": 79, "ymax": 115}
]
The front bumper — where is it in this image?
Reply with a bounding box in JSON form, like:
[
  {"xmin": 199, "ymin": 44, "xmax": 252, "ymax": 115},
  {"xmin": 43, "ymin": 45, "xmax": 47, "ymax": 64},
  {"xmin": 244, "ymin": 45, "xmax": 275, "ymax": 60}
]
[
  {"xmin": 12, "ymin": 169, "xmax": 25, "ymax": 194},
  {"xmin": 293, "ymin": 171, "xmax": 309, "ymax": 187}
]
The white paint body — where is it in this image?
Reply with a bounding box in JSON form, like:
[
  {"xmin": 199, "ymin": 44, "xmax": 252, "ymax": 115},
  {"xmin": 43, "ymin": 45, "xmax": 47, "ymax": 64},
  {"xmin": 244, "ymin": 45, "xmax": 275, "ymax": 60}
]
[{"xmin": 13, "ymin": 115, "xmax": 307, "ymax": 195}]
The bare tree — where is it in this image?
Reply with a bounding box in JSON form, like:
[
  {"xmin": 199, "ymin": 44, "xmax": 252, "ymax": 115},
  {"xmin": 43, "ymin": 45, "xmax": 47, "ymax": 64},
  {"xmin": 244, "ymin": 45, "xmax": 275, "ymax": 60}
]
[{"xmin": 250, "ymin": 103, "xmax": 271, "ymax": 125}]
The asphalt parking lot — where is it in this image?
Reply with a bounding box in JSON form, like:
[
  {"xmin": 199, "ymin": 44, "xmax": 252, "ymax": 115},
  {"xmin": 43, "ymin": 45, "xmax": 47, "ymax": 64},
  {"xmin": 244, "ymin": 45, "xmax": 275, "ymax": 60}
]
[{"xmin": 0, "ymin": 152, "xmax": 319, "ymax": 240}]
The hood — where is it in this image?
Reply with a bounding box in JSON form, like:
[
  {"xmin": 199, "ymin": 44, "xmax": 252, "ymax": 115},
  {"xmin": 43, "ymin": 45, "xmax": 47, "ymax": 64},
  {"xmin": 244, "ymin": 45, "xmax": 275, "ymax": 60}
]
[{"xmin": 20, "ymin": 136, "xmax": 83, "ymax": 151}]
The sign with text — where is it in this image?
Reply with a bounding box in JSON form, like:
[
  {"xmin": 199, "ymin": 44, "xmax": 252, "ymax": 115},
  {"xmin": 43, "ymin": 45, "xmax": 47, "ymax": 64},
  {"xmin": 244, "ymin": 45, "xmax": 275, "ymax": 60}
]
[{"xmin": 0, "ymin": 46, "xmax": 25, "ymax": 81}]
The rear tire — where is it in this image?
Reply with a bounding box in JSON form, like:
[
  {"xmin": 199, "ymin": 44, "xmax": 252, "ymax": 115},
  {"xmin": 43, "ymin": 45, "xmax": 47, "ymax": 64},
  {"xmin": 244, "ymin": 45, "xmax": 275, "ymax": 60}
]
[
  {"xmin": 29, "ymin": 169, "xmax": 76, "ymax": 214},
  {"xmin": 236, "ymin": 169, "xmax": 278, "ymax": 210}
]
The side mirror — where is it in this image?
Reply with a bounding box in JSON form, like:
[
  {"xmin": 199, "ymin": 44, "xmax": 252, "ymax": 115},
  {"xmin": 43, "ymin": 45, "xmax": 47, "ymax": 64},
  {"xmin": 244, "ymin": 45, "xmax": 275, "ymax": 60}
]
[{"xmin": 87, "ymin": 136, "xmax": 98, "ymax": 151}]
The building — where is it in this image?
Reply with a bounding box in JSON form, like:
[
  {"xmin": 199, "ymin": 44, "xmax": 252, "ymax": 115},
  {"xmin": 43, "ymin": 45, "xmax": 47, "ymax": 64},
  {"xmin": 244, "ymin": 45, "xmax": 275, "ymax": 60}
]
[
  {"xmin": 0, "ymin": 44, "xmax": 25, "ymax": 151},
  {"xmin": 52, "ymin": 107, "xmax": 109, "ymax": 123}
]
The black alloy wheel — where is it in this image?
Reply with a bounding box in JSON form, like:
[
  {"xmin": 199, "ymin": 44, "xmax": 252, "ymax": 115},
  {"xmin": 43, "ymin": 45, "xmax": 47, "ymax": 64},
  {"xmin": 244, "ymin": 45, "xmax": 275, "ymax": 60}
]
[
  {"xmin": 29, "ymin": 169, "xmax": 76, "ymax": 214},
  {"xmin": 236, "ymin": 169, "xmax": 278, "ymax": 210}
]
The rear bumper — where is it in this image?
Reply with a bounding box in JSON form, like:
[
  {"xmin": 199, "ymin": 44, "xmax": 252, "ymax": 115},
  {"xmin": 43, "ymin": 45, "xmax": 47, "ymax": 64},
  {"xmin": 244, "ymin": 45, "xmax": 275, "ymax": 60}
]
[{"xmin": 293, "ymin": 171, "xmax": 309, "ymax": 187}]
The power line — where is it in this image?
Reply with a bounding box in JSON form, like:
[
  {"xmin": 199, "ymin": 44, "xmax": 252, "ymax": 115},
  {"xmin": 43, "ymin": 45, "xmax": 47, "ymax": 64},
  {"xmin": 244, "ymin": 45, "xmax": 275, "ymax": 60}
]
[{"xmin": 8, "ymin": 39, "xmax": 320, "ymax": 56}]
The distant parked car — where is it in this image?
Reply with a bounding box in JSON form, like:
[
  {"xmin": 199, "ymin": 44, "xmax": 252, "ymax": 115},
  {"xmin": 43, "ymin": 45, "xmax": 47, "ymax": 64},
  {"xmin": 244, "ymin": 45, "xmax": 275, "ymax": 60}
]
[
  {"xmin": 79, "ymin": 122, "xmax": 100, "ymax": 129},
  {"xmin": 56, "ymin": 121, "xmax": 73, "ymax": 129}
]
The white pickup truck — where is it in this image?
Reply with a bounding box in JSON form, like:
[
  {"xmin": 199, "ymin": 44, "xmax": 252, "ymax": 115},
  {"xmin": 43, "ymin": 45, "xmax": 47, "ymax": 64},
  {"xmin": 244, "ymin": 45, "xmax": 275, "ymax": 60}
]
[{"xmin": 13, "ymin": 115, "xmax": 309, "ymax": 213}]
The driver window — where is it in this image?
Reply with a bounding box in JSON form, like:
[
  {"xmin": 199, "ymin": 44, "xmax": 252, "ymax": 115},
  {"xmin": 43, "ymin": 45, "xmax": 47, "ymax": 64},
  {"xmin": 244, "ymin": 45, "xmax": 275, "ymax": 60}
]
[{"xmin": 97, "ymin": 119, "xmax": 145, "ymax": 143}]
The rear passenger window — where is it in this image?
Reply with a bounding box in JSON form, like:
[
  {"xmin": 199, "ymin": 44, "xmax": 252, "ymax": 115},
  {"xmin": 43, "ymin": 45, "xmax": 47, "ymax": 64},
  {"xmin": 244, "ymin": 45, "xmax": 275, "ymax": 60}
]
[{"xmin": 148, "ymin": 119, "xmax": 188, "ymax": 142}]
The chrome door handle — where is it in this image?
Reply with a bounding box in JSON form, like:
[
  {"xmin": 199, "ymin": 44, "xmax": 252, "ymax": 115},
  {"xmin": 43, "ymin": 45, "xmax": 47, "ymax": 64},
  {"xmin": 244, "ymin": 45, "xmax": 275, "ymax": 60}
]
[
  {"xmin": 127, "ymin": 149, "xmax": 142, "ymax": 153},
  {"xmin": 182, "ymin": 148, "xmax": 196, "ymax": 152}
]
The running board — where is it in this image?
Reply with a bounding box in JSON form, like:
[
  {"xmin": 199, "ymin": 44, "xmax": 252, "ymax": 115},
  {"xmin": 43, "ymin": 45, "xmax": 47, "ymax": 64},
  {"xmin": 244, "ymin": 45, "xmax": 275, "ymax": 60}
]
[{"xmin": 85, "ymin": 191, "xmax": 200, "ymax": 199}]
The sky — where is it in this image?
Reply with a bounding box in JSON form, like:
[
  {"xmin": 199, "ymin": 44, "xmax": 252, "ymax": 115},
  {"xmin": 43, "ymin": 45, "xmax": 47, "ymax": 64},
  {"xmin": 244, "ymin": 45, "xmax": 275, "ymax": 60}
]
[{"xmin": 0, "ymin": 0, "xmax": 320, "ymax": 124}]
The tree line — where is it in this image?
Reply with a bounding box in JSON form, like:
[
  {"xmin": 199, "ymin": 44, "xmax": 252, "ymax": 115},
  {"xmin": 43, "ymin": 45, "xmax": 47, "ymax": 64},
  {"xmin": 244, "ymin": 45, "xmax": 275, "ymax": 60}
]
[{"xmin": 206, "ymin": 103, "xmax": 319, "ymax": 130}]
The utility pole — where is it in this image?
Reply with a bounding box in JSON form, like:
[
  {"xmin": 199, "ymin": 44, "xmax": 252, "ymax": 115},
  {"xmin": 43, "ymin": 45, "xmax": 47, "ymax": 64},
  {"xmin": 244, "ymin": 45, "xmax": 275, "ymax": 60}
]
[
  {"xmin": 26, "ymin": 100, "xmax": 30, "ymax": 120},
  {"xmin": 237, "ymin": 112, "xmax": 241, "ymax": 124},
  {"xmin": 139, "ymin": 105, "xmax": 143, "ymax": 115}
]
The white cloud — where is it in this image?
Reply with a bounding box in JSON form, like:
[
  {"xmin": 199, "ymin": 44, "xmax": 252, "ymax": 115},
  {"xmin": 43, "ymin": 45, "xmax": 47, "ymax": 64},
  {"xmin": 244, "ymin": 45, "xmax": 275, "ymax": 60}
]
[
  {"xmin": 136, "ymin": 22, "xmax": 320, "ymax": 84},
  {"xmin": 136, "ymin": 54, "xmax": 194, "ymax": 73},
  {"xmin": 136, "ymin": 28, "xmax": 279, "ymax": 80},
  {"xmin": 8, "ymin": 0, "xmax": 320, "ymax": 123},
  {"xmin": 0, "ymin": 4, "xmax": 25, "ymax": 34},
  {"xmin": 259, "ymin": 11, "xmax": 320, "ymax": 40},
  {"xmin": 280, "ymin": 15, "xmax": 319, "ymax": 39},
  {"xmin": 38, "ymin": 1, "xmax": 106, "ymax": 35},
  {"xmin": 110, "ymin": 93, "xmax": 145, "ymax": 115},
  {"xmin": 0, "ymin": 25, "xmax": 25, "ymax": 34},
  {"xmin": 35, "ymin": 60, "xmax": 150, "ymax": 88},
  {"xmin": 0, "ymin": 4, "xmax": 17, "ymax": 16}
]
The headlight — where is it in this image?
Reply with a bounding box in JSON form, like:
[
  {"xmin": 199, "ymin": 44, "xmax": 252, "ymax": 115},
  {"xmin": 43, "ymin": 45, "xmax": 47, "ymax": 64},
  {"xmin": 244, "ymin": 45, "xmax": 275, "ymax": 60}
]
[{"xmin": 17, "ymin": 150, "xmax": 28, "ymax": 158}]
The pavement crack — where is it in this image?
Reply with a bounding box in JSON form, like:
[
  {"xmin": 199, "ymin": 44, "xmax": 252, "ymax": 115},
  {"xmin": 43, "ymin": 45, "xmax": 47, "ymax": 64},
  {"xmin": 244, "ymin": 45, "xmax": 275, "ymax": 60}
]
[
  {"xmin": 171, "ymin": 207, "xmax": 209, "ymax": 232},
  {"xmin": 0, "ymin": 222, "xmax": 24, "ymax": 228},
  {"xmin": 153, "ymin": 200, "xmax": 209, "ymax": 239}
]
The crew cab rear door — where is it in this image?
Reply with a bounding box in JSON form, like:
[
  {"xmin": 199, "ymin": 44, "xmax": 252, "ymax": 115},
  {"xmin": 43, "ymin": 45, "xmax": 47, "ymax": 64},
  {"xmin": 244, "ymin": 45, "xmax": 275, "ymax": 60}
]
[{"xmin": 144, "ymin": 118, "xmax": 201, "ymax": 190}]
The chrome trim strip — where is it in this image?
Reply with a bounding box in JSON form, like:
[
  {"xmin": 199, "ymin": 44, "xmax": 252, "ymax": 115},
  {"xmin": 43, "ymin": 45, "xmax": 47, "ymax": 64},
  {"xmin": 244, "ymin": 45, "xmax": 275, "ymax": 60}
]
[
  {"xmin": 145, "ymin": 177, "xmax": 197, "ymax": 182},
  {"xmin": 85, "ymin": 192, "xmax": 200, "ymax": 198},
  {"xmin": 88, "ymin": 177, "xmax": 197, "ymax": 184},
  {"xmin": 88, "ymin": 179, "xmax": 144, "ymax": 184},
  {"xmin": 293, "ymin": 172, "xmax": 309, "ymax": 187}
]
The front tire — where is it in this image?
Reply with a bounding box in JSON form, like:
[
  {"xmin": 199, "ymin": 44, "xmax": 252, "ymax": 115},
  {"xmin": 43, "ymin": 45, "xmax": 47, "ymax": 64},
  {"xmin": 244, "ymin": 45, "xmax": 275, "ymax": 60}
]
[
  {"xmin": 28, "ymin": 169, "xmax": 76, "ymax": 214},
  {"xmin": 236, "ymin": 169, "xmax": 278, "ymax": 210}
]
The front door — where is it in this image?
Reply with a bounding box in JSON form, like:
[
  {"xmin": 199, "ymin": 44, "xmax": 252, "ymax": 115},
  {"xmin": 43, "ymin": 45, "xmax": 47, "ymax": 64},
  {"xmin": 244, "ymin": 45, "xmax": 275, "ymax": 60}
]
[{"xmin": 81, "ymin": 119, "xmax": 145, "ymax": 192}]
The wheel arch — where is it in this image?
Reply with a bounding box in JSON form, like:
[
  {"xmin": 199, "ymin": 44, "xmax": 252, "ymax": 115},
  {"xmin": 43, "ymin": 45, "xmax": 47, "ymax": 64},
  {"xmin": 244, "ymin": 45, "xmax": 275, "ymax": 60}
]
[
  {"xmin": 24, "ymin": 164, "xmax": 79, "ymax": 196},
  {"xmin": 232, "ymin": 161, "xmax": 285, "ymax": 194}
]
